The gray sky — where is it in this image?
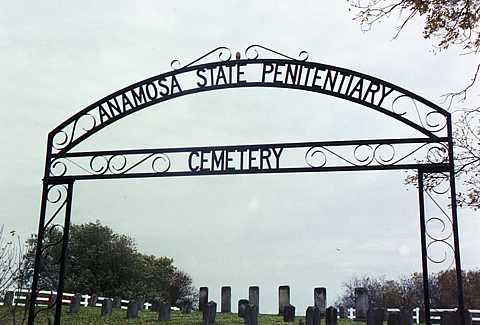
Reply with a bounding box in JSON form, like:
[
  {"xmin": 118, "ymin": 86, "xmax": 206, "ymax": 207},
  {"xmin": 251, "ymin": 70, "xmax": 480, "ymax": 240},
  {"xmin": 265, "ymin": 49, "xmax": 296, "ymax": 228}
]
[{"xmin": 1, "ymin": 0, "xmax": 479, "ymax": 314}]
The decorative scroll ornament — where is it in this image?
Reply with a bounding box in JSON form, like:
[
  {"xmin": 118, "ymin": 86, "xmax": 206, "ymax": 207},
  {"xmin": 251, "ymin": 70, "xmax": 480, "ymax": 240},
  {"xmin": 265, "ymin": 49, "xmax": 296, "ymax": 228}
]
[
  {"xmin": 171, "ymin": 46, "xmax": 232, "ymax": 70},
  {"xmin": 423, "ymin": 175, "xmax": 455, "ymax": 268},
  {"xmin": 391, "ymin": 95, "xmax": 447, "ymax": 134},
  {"xmin": 304, "ymin": 142, "xmax": 442, "ymax": 169},
  {"xmin": 170, "ymin": 45, "xmax": 310, "ymax": 70},
  {"xmin": 52, "ymin": 113, "xmax": 97, "ymax": 152},
  {"xmin": 50, "ymin": 153, "xmax": 171, "ymax": 177},
  {"xmin": 244, "ymin": 44, "xmax": 309, "ymax": 61},
  {"xmin": 34, "ymin": 184, "xmax": 69, "ymax": 319}
]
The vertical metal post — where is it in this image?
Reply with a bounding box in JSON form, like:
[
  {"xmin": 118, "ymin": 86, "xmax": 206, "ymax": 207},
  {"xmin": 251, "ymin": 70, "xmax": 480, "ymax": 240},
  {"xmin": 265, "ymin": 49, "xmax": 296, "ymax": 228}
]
[
  {"xmin": 447, "ymin": 116, "xmax": 466, "ymax": 325},
  {"xmin": 53, "ymin": 181, "xmax": 74, "ymax": 325},
  {"xmin": 27, "ymin": 182, "xmax": 49, "ymax": 325},
  {"xmin": 418, "ymin": 170, "xmax": 431, "ymax": 325}
]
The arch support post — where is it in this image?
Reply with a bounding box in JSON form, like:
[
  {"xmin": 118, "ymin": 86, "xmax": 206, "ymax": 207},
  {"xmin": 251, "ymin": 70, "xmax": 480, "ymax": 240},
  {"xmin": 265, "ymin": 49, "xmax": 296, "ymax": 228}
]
[
  {"xmin": 417, "ymin": 166, "xmax": 465, "ymax": 325},
  {"xmin": 27, "ymin": 180, "xmax": 74, "ymax": 325}
]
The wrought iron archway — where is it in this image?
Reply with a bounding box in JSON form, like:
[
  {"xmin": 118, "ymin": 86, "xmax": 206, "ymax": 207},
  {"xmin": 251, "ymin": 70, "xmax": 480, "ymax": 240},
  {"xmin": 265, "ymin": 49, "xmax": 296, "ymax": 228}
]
[{"xmin": 28, "ymin": 45, "xmax": 465, "ymax": 325}]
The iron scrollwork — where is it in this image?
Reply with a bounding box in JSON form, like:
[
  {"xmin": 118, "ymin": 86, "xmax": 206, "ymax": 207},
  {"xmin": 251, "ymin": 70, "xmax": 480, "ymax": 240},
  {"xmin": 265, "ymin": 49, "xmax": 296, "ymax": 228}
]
[
  {"xmin": 32, "ymin": 184, "xmax": 70, "ymax": 321},
  {"xmin": 304, "ymin": 142, "xmax": 448, "ymax": 169},
  {"xmin": 50, "ymin": 152, "xmax": 171, "ymax": 177},
  {"xmin": 47, "ymin": 45, "xmax": 450, "ymax": 157},
  {"xmin": 421, "ymin": 172, "xmax": 456, "ymax": 269}
]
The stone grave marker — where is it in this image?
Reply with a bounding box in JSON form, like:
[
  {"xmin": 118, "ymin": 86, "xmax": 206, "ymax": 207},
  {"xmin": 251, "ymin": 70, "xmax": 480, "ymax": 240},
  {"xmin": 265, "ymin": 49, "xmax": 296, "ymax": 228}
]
[
  {"xmin": 283, "ymin": 304, "xmax": 295, "ymax": 322},
  {"xmin": 136, "ymin": 295, "xmax": 145, "ymax": 310},
  {"xmin": 399, "ymin": 308, "xmax": 413, "ymax": 325},
  {"xmin": 388, "ymin": 311, "xmax": 401, "ymax": 325},
  {"xmin": 151, "ymin": 298, "xmax": 160, "ymax": 312},
  {"xmin": 88, "ymin": 293, "xmax": 97, "ymax": 307},
  {"xmin": 199, "ymin": 287, "xmax": 208, "ymax": 312},
  {"xmin": 159, "ymin": 302, "xmax": 171, "ymax": 321},
  {"xmin": 202, "ymin": 301, "xmax": 216, "ymax": 325},
  {"xmin": 278, "ymin": 286, "xmax": 290, "ymax": 315},
  {"xmin": 127, "ymin": 300, "xmax": 139, "ymax": 319},
  {"xmin": 354, "ymin": 287, "xmax": 368, "ymax": 321},
  {"xmin": 249, "ymin": 286, "xmax": 259, "ymax": 310},
  {"xmin": 306, "ymin": 306, "xmax": 321, "ymax": 325},
  {"xmin": 113, "ymin": 296, "xmax": 122, "ymax": 309},
  {"xmin": 326, "ymin": 306, "xmax": 338, "ymax": 325},
  {"xmin": 314, "ymin": 288, "xmax": 326, "ymax": 317},
  {"xmin": 101, "ymin": 298, "xmax": 112, "ymax": 316},
  {"xmin": 244, "ymin": 304, "xmax": 258, "ymax": 325},
  {"xmin": 180, "ymin": 299, "xmax": 192, "ymax": 314},
  {"xmin": 69, "ymin": 294, "xmax": 82, "ymax": 314},
  {"xmin": 238, "ymin": 299, "xmax": 249, "ymax": 318},
  {"xmin": 3, "ymin": 291, "xmax": 14, "ymax": 306},
  {"xmin": 221, "ymin": 286, "xmax": 231, "ymax": 313}
]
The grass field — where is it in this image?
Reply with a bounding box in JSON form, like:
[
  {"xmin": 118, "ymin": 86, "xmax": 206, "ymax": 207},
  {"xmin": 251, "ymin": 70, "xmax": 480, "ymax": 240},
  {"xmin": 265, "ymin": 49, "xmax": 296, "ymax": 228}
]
[{"xmin": 0, "ymin": 306, "xmax": 367, "ymax": 324}]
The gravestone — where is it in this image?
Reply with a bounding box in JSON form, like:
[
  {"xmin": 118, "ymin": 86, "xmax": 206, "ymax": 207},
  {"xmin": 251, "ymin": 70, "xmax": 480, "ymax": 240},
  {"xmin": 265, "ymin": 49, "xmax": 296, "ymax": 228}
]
[
  {"xmin": 306, "ymin": 306, "xmax": 321, "ymax": 325},
  {"xmin": 338, "ymin": 306, "xmax": 347, "ymax": 319},
  {"xmin": 113, "ymin": 296, "xmax": 122, "ymax": 309},
  {"xmin": 367, "ymin": 308, "xmax": 375, "ymax": 325},
  {"xmin": 388, "ymin": 311, "xmax": 401, "ymax": 325},
  {"xmin": 368, "ymin": 308, "xmax": 385, "ymax": 325},
  {"xmin": 127, "ymin": 300, "xmax": 139, "ymax": 319},
  {"xmin": 314, "ymin": 287, "xmax": 326, "ymax": 317},
  {"xmin": 278, "ymin": 286, "xmax": 290, "ymax": 315},
  {"xmin": 199, "ymin": 287, "xmax": 208, "ymax": 312},
  {"xmin": 24, "ymin": 293, "xmax": 31, "ymax": 310},
  {"xmin": 283, "ymin": 304, "xmax": 295, "ymax": 322},
  {"xmin": 326, "ymin": 306, "xmax": 338, "ymax": 325},
  {"xmin": 464, "ymin": 310, "xmax": 473, "ymax": 325},
  {"xmin": 180, "ymin": 299, "xmax": 192, "ymax": 314},
  {"xmin": 151, "ymin": 299, "xmax": 161, "ymax": 312},
  {"xmin": 399, "ymin": 308, "xmax": 413, "ymax": 325},
  {"xmin": 441, "ymin": 310, "xmax": 472, "ymax": 325},
  {"xmin": 249, "ymin": 286, "xmax": 259, "ymax": 310},
  {"xmin": 354, "ymin": 287, "xmax": 369, "ymax": 321},
  {"xmin": 238, "ymin": 299, "xmax": 249, "ymax": 318},
  {"xmin": 202, "ymin": 301, "xmax": 216, "ymax": 325},
  {"xmin": 244, "ymin": 304, "xmax": 258, "ymax": 325},
  {"xmin": 3, "ymin": 291, "xmax": 14, "ymax": 306},
  {"xmin": 101, "ymin": 298, "xmax": 113, "ymax": 316},
  {"xmin": 159, "ymin": 302, "xmax": 171, "ymax": 321},
  {"xmin": 69, "ymin": 294, "xmax": 82, "ymax": 314},
  {"xmin": 136, "ymin": 295, "xmax": 145, "ymax": 310},
  {"xmin": 418, "ymin": 309, "xmax": 426, "ymax": 323},
  {"xmin": 48, "ymin": 294, "xmax": 57, "ymax": 307},
  {"xmin": 88, "ymin": 293, "xmax": 98, "ymax": 307},
  {"xmin": 221, "ymin": 286, "xmax": 231, "ymax": 313}
]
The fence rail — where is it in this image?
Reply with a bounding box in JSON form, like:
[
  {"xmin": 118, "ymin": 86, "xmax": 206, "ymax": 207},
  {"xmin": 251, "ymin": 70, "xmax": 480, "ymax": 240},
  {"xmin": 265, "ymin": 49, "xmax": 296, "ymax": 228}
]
[{"xmin": 1, "ymin": 289, "xmax": 479, "ymax": 323}]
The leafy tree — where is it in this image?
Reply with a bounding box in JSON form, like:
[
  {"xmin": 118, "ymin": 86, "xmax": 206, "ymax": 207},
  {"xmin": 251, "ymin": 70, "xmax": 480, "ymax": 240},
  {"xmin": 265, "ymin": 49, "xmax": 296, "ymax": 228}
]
[
  {"xmin": 349, "ymin": 0, "xmax": 480, "ymax": 209},
  {"xmin": 24, "ymin": 221, "xmax": 196, "ymax": 302},
  {"xmin": 166, "ymin": 269, "xmax": 197, "ymax": 307},
  {"xmin": 136, "ymin": 254, "xmax": 175, "ymax": 300}
]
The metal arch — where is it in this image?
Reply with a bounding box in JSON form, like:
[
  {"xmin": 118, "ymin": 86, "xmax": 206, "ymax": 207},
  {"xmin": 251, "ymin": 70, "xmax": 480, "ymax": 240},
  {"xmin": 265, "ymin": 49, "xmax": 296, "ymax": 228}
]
[
  {"xmin": 47, "ymin": 45, "xmax": 449, "ymax": 157},
  {"xmin": 28, "ymin": 46, "xmax": 465, "ymax": 325}
]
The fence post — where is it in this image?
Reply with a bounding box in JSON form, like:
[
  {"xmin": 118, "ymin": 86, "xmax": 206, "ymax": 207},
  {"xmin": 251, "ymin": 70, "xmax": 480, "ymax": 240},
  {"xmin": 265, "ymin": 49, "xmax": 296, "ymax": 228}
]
[{"xmin": 348, "ymin": 307, "xmax": 355, "ymax": 320}]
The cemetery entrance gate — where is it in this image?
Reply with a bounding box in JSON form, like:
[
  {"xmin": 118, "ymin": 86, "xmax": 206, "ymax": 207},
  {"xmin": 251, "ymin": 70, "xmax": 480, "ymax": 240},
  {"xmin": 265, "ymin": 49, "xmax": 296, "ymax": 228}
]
[{"xmin": 28, "ymin": 46, "xmax": 466, "ymax": 325}]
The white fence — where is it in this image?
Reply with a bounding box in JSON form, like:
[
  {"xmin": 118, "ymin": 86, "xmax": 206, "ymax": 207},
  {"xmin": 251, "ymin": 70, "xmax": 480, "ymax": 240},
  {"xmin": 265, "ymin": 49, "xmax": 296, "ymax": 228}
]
[
  {"xmin": 1, "ymin": 290, "xmax": 479, "ymax": 323},
  {"xmin": 346, "ymin": 307, "xmax": 480, "ymax": 324},
  {"xmin": 0, "ymin": 289, "xmax": 154, "ymax": 310}
]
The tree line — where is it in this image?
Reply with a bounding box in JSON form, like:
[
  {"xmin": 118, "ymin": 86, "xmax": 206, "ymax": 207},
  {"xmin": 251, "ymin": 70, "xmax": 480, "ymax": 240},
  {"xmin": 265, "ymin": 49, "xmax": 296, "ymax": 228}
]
[
  {"xmin": 337, "ymin": 270, "xmax": 480, "ymax": 309},
  {"xmin": 21, "ymin": 221, "xmax": 196, "ymax": 306}
]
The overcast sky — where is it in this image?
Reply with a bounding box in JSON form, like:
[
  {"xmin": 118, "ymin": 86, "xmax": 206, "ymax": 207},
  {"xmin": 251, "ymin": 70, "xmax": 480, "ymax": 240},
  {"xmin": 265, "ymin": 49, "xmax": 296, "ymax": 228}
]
[{"xmin": 1, "ymin": 0, "xmax": 479, "ymax": 314}]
